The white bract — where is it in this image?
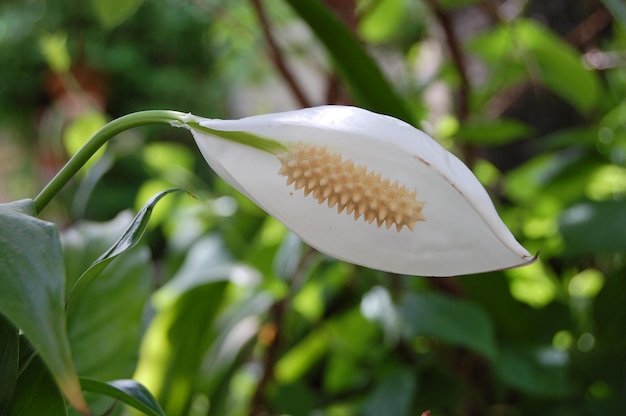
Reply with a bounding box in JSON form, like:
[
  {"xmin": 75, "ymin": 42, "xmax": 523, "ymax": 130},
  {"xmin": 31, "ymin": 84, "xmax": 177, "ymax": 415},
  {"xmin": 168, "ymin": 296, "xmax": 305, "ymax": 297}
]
[{"xmin": 177, "ymin": 105, "xmax": 535, "ymax": 276}]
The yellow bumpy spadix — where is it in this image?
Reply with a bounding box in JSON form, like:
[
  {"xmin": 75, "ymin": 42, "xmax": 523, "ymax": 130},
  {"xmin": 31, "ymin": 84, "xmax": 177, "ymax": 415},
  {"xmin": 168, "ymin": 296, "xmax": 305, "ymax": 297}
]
[{"xmin": 278, "ymin": 144, "xmax": 425, "ymax": 231}]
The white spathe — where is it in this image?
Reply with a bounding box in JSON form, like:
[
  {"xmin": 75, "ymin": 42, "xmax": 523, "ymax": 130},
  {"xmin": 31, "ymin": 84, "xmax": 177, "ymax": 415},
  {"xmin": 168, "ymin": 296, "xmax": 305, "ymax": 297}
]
[{"xmin": 181, "ymin": 105, "xmax": 535, "ymax": 276}]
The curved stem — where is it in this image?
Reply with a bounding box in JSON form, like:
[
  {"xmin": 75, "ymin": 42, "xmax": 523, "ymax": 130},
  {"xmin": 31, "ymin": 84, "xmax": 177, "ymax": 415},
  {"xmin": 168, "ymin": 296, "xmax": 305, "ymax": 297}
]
[{"xmin": 34, "ymin": 110, "xmax": 188, "ymax": 215}]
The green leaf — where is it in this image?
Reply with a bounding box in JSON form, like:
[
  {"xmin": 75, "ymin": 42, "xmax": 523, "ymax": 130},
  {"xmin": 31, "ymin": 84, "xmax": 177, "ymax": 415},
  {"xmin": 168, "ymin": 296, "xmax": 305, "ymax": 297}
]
[
  {"xmin": 559, "ymin": 200, "xmax": 626, "ymax": 256},
  {"xmin": 80, "ymin": 378, "xmax": 166, "ymax": 416},
  {"xmin": 471, "ymin": 19, "xmax": 600, "ymax": 113},
  {"xmin": 10, "ymin": 351, "xmax": 68, "ymax": 416},
  {"xmin": 66, "ymin": 188, "xmax": 182, "ymax": 311},
  {"xmin": 358, "ymin": 0, "xmax": 407, "ymax": 43},
  {"xmin": 0, "ymin": 315, "xmax": 19, "ymax": 413},
  {"xmin": 282, "ymin": 0, "xmax": 414, "ymax": 123},
  {"xmin": 361, "ymin": 368, "xmax": 417, "ymax": 416},
  {"xmin": 0, "ymin": 200, "xmax": 87, "ymax": 413},
  {"xmin": 134, "ymin": 236, "xmax": 234, "ymax": 415},
  {"xmin": 495, "ymin": 345, "xmax": 569, "ymax": 397},
  {"xmin": 63, "ymin": 112, "xmax": 108, "ymax": 172},
  {"xmin": 91, "ymin": 0, "xmax": 144, "ymax": 29},
  {"xmin": 61, "ymin": 212, "xmax": 152, "ymax": 415},
  {"xmin": 456, "ymin": 118, "xmax": 533, "ymax": 145},
  {"xmin": 399, "ymin": 292, "xmax": 497, "ymax": 360}
]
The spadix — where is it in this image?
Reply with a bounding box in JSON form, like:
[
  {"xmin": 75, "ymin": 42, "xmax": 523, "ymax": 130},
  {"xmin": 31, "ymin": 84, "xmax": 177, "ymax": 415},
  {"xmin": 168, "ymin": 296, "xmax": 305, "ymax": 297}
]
[{"xmin": 177, "ymin": 105, "xmax": 535, "ymax": 276}]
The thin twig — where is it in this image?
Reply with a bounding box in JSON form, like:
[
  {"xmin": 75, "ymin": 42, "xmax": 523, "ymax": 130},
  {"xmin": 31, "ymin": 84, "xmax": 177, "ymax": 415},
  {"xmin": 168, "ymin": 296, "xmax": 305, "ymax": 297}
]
[
  {"xmin": 249, "ymin": 0, "xmax": 312, "ymax": 108},
  {"xmin": 423, "ymin": 0, "xmax": 476, "ymax": 168}
]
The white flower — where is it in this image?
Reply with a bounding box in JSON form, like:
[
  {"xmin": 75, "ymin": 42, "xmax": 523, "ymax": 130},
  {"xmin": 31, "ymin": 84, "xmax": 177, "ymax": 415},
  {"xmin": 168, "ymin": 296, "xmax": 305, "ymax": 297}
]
[{"xmin": 178, "ymin": 105, "xmax": 535, "ymax": 276}]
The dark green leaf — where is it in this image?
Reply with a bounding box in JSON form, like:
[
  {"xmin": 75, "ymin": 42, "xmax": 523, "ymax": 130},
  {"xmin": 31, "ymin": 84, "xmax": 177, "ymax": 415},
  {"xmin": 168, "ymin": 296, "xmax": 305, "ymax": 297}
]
[
  {"xmin": 560, "ymin": 200, "xmax": 626, "ymax": 256},
  {"xmin": 282, "ymin": 0, "xmax": 414, "ymax": 123},
  {"xmin": 0, "ymin": 200, "xmax": 87, "ymax": 412},
  {"xmin": 0, "ymin": 314, "xmax": 19, "ymax": 413},
  {"xmin": 268, "ymin": 381, "xmax": 318, "ymax": 416},
  {"xmin": 399, "ymin": 292, "xmax": 497, "ymax": 359},
  {"xmin": 495, "ymin": 345, "xmax": 569, "ymax": 397},
  {"xmin": 362, "ymin": 368, "xmax": 417, "ymax": 416},
  {"xmin": 62, "ymin": 212, "xmax": 152, "ymax": 415},
  {"xmin": 10, "ymin": 353, "xmax": 68, "ymax": 416},
  {"xmin": 80, "ymin": 378, "xmax": 166, "ymax": 416},
  {"xmin": 66, "ymin": 188, "xmax": 182, "ymax": 311}
]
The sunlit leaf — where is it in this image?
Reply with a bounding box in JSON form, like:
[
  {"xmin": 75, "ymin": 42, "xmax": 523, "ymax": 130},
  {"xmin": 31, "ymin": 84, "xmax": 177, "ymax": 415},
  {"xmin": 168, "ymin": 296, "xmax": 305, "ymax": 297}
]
[
  {"xmin": 0, "ymin": 200, "xmax": 87, "ymax": 413},
  {"xmin": 38, "ymin": 32, "xmax": 71, "ymax": 73},
  {"xmin": 134, "ymin": 236, "xmax": 234, "ymax": 415},
  {"xmin": 63, "ymin": 112, "xmax": 108, "ymax": 171},
  {"xmin": 80, "ymin": 378, "xmax": 166, "ymax": 416},
  {"xmin": 358, "ymin": 0, "xmax": 407, "ymax": 43},
  {"xmin": 91, "ymin": 0, "xmax": 145, "ymax": 29}
]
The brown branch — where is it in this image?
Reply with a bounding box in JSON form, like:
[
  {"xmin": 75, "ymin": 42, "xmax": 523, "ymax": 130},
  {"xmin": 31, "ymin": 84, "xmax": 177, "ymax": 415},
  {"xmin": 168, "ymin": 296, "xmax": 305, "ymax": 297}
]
[
  {"xmin": 249, "ymin": 0, "xmax": 312, "ymax": 108},
  {"xmin": 423, "ymin": 0, "xmax": 476, "ymax": 168}
]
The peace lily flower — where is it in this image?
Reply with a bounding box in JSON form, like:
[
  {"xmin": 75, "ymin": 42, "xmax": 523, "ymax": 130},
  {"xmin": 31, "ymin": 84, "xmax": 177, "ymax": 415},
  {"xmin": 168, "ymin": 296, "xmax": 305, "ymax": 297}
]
[{"xmin": 177, "ymin": 105, "xmax": 535, "ymax": 277}]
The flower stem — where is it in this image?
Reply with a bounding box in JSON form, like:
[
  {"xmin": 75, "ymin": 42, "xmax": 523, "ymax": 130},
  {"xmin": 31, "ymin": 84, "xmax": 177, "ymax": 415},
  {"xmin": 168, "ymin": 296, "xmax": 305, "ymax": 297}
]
[{"xmin": 34, "ymin": 110, "xmax": 187, "ymax": 215}]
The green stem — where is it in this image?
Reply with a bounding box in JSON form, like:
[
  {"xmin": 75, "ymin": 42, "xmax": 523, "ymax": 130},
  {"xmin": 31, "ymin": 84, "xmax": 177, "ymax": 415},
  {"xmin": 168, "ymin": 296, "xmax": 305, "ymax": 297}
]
[{"xmin": 34, "ymin": 110, "xmax": 187, "ymax": 215}]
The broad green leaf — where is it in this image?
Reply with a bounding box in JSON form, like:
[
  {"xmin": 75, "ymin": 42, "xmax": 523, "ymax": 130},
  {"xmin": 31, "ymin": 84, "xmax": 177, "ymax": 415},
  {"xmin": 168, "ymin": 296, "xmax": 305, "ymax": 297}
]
[
  {"xmin": 10, "ymin": 351, "xmax": 68, "ymax": 416},
  {"xmin": 399, "ymin": 292, "xmax": 497, "ymax": 360},
  {"xmin": 62, "ymin": 212, "xmax": 152, "ymax": 415},
  {"xmin": 134, "ymin": 282, "xmax": 230, "ymax": 415},
  {"xmin": 0, "ymin": 200, "xmax": 87, "ymax": 413},
  {"xmin": 199, "ymin": 294, "xmax": 274, "ymax": 416},
  {"xmin": 0, "ymin": 314, "xmax": 19, "ymax": 413},
  {"xmin": 495, "ymin": 345, "xmax": 569, "ymax": 397},
  {"xmin": 134, "ymin": 236, "xmax": 234, "ymax": 415},
  {"xmin": 282, "ymin": 0, "xmax": 413, "ymax": 123},
  {"xmin": 91, "ymin": 0, "xmax": 144, "ymax": 29},
  {"xmin": 560, "ymin": 200, "xmax": 626, "ymax": 256},
  {"xmin": 471, "ymin": 19, "xmax": 600, "ymax": 113},
  {"xmin": 66, "ymin": 188, "xmax": 182, "ymax": 311},
  {"xmin": 361, "ymin": 368, "xmax": 417, "ymax": 416},
  {"xmin": 80, "ymin": 378, "xmax": 166, "ymax": 416}
]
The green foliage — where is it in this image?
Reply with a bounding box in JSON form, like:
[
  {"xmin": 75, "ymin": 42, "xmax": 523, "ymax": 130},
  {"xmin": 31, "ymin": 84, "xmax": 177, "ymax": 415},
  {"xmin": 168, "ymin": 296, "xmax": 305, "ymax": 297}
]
[
  {"xmin": 283, "ymin": 0, "xmax": 414, "ymax": 122},
  {"xmin": 2, "ymin": 0, "xmax": 626, "ymax": 415},
  {"xmin": 0, "ymin": 200, "xmax": 85, "ymax": 412}
]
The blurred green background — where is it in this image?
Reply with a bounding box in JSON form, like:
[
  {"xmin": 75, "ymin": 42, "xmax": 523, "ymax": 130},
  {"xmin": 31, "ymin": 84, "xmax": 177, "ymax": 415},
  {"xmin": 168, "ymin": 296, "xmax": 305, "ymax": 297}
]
[{"xmin": 1, "ymin": 0, "xmax": 625, "ymax": 415}]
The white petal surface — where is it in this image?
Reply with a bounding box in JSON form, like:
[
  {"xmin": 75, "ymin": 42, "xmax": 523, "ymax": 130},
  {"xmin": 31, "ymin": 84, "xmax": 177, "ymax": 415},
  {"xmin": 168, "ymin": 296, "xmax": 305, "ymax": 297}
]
[{"xmin": 183, "ymin": 106, "xmax": 534, "ymax": 276}]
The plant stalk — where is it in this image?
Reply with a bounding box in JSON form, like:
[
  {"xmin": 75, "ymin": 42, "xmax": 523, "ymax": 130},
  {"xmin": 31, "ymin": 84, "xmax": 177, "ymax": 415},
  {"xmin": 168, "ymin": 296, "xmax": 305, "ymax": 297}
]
[{"xmin": 34, "ymin": 110, "xmax": 187, "ymax": 215}]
